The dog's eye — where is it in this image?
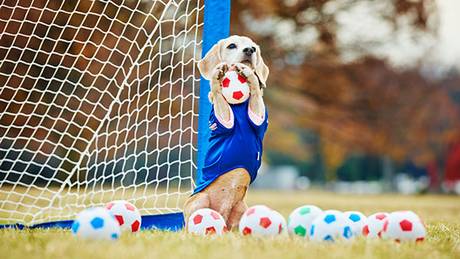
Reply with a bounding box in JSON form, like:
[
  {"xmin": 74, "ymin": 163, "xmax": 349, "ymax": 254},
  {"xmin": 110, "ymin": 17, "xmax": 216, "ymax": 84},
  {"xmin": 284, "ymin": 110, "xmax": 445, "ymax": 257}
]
[
  {"xmin": 252, "ymin": 47, "xmax": 256, "ymax": 52},
  {"xmin": 227, "ymin": 43, "xmax": 237, "ymax": 49}
]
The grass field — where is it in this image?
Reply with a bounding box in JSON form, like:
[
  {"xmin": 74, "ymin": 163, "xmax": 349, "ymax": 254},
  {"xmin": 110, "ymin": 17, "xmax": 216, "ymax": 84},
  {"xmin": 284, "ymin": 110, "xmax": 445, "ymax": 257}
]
[{"xmin": 1, "ymin": 190, "xmax": 459, "ymax": 259}]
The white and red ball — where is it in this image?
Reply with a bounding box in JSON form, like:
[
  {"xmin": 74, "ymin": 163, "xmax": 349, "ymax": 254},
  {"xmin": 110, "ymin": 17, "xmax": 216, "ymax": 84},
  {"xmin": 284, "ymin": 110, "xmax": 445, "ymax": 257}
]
[
  {"xmin": 309, "ymin": 210, "xmax": 353, "ymax": 242},
  {"xmin": 221, "ymin": 70, "xmax": 250, "ymax": 104},
  {"xmin": 271, "ymin": 209, "xmax": 288, "ymax": 235},
  {"xmin": 106, "ymin": 200, "xmax": 142, "ymax": 233},
  {"xmin": 344, "ymin": 211, "xmax": 367, "ymax": 237},
  {"xmin": 187, "ymin": 208, "xmax": 228, "ymax": 236},
  {"xmin": 381, "ymin": 211, "xmax": 426, "ymax": 243},
  {"xmin": 363, "ymin": 212, "xmax": 389, "ymax": 238},
  {"xmin": 239, "ymin": 205, "xmax": 282, "ymax": 237},
  {"xmin": 287, "ymin": 205, "xmax": 322, "ymax": 238},
  {"xmin": 71, "ymin": 207, "xmax": 121, "ymax": 240}
]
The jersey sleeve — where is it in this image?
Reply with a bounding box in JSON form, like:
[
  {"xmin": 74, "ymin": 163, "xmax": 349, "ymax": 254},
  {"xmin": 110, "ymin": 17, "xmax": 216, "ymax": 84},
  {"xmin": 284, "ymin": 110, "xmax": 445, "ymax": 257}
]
[
  {"xmin": 247, "ymin": 105, "xmax": 268, "ymax": 139},
  {"xmin": 208, "ymin": 107, "xmax": 234, "ymax": 136}
]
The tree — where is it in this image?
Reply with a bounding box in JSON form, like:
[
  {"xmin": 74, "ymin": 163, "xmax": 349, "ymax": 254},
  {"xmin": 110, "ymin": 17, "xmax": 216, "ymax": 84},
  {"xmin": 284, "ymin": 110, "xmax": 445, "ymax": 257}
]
[{"xmin": 231, "ymin": 0, "xmax": 460, "ymax": 185}]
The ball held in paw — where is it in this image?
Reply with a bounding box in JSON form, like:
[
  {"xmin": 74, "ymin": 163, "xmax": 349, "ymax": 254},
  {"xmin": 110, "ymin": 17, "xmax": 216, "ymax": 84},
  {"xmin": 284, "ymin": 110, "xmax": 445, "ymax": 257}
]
[
  {"xmin": 187, "ymin": 208, "xmax": 228, "ymax": 236},
  {"xmin": 71, "ymin": 207, "xmax": 121, "ymax": 240},
  {"xmin": 221, "ymin": 70, "xmax": 250, "ymax": 104},
  {"xmin": 106, "ymin": 200, "xmax": 142, "ymax": 233}
]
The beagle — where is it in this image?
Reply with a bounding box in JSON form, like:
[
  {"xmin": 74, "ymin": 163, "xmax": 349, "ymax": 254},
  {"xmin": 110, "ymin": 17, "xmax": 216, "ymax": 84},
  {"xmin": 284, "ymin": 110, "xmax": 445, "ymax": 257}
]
[{"xmin": 184, "ymin": 35, "xmax": 269, "ymax": 230}]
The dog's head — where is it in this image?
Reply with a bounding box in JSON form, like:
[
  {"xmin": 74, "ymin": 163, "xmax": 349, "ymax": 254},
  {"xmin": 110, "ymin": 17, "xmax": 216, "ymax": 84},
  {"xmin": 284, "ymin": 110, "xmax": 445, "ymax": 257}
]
[{"xmin": 198, "ymin": 35, "xmax": 269, "ymax": 87}]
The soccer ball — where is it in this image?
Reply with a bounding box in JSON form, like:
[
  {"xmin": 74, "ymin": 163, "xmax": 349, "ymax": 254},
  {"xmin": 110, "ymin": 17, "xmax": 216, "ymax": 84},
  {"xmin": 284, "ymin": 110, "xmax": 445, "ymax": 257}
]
[
  {"xmin": 381, "ymin": 211, "xmax": 426, "ymax": 242},
  {"xmin": 309, "ymin": 210, "xmax": 353, "ymax": 242},
  {"xmin": 239, "ymin": 205, "xmax": 282, "ymax": 237},
  {"xmin": 271, "ymin": 209, "xmax": 288, "ymax": 235},
  {"xmin": 187, "ymin": 208, "xmax": 228, "ymax": 236},
  {"xmin": 344, "ymin": 211, "xmax": 367, "ymax": 237},
  {"xmin": 221, "ymin": 70, "xmax": 250, "ymax": 104},
  {"xmin": 363, "ymin": 212, "xmax": 389, "ymax": 238},
  {"xmin": 106, "ymin": 200, "xmax": 142, "ymax": 233},
  {"xmin": 71, "ymin": 207, "xmax": 121, "ymax": 240},
  {"xmin": 287, "ymin": 205, "xmax": 322, "ymax": 238}
]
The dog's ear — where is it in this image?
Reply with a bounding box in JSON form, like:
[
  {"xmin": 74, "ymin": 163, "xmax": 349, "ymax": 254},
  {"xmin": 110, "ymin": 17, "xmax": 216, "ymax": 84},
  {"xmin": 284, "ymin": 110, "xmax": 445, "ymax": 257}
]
[
  {"xmin": 254, "ymin": 45, "xmax": 269, "ymax": 88},
  {"xmin": 198, "ymin": 40, "xmax": 223, "ymax": 80}
]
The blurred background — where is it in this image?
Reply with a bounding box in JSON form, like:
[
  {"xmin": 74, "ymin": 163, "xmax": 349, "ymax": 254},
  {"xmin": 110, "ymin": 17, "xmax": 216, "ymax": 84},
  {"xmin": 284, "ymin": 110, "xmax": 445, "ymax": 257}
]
[
  {"xmin": 1, "ymin": 0, "xmax": 459, "ymax": 202},
  {"xmin": 232, "ymin": 0, "xmax": 460, "ymax": 194}
]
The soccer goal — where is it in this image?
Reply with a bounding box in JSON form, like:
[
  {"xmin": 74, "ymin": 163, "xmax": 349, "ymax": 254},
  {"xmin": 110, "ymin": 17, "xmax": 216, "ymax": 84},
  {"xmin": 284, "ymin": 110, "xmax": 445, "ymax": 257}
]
[{"xmin": 0, "ymin": 0, "xmax": 229, "ymax": 229}]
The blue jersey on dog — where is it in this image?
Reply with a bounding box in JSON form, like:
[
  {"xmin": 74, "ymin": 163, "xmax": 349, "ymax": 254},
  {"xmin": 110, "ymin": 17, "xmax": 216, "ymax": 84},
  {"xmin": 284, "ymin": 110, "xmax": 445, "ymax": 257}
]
[{"xmin": 193, "ymin": 100, "xmax": 268, "ymax": 194}]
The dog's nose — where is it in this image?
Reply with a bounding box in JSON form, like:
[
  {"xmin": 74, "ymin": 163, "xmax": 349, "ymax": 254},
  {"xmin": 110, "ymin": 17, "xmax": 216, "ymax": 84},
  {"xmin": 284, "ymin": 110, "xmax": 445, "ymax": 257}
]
[{"xmin": 243, "ymin": 47, "xmax": 254, "ymax": 57}]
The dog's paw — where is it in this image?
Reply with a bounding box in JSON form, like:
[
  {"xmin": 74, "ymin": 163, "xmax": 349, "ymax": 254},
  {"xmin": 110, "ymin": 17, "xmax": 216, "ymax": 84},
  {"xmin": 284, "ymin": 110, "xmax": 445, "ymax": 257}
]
[
  {"xmin": 232, "ymin": 63, "xmax": 253, "ymax": 79},
  {"xmin": 232, "ymin": 63, "xmax": 260, "ymax": 95},
  {"xmin": 233, "ymin": 63, "xmax": 258, "ymax": 87},
  {"xmin": 212, "ymin": 63, "xmax": 229, "ymax": 82}
]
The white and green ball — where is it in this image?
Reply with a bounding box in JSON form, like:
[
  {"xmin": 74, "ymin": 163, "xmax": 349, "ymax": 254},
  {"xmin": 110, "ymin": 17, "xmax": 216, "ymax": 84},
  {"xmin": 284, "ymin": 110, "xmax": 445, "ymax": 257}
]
[
  {"xmin": 309, "ymin": 210, "xmax": 353, "ymax": 242},
  {"xmin": 344, "ymin": 211, "xmax": 367, "ymax": 237},
  {"xmin": 287, "ymin": 205, "xmax": 322, "ymax": 238},
  {"xmin": 71, "ymin": 207, "xmax": 121, "ymax": 240}
]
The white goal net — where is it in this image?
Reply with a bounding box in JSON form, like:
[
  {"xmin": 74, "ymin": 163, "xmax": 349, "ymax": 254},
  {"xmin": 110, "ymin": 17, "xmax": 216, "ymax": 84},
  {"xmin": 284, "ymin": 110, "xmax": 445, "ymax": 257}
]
[{"xmin": 0, "ymin": 0, "xmax": 203, "ymax": 225}]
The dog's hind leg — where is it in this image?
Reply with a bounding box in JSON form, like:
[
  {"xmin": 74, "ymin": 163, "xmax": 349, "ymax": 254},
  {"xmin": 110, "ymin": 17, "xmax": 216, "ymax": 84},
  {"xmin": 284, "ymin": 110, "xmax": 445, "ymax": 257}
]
[
  {"xmin": 183, "ymin": 192, "xmax": 210, "ymax": 228},
  {"xmin": 227, "ymin": 200, "xmax": 248, "ymax": 231}
]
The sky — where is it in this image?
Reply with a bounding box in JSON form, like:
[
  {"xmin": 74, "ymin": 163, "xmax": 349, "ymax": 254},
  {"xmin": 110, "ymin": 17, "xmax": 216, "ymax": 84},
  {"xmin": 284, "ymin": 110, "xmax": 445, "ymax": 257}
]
[
  {"xmin": 435, "ymin": 0, "xmax": 460, "ymax": 69},
  {"xmin": 334, "ymin": 0, "xmax": 460, "ymax": 70},
  {"xmin": 243, "ymin": 0, "xmax": 460, "ymax": 72}
]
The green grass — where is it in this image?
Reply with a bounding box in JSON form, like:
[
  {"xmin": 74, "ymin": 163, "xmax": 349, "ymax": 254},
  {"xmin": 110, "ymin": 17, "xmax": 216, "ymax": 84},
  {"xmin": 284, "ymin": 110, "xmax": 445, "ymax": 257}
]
[{"xmin": 1, "ymin": 191, "xmax": 459, "ymax": 259}]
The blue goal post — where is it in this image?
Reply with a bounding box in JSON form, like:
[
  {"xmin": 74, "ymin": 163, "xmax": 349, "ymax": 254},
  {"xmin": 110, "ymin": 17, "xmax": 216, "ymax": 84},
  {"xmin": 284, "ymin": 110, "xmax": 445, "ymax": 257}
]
[{"xmin": 196, "ymin": 0, "xmax": 232, "ymax": 186}]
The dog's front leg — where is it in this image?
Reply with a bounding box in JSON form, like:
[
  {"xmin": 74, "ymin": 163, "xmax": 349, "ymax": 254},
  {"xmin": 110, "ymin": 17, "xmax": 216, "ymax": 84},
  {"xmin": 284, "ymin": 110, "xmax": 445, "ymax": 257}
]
[
  {"xmin": 234, "ymin": 64, "xmax": 265, "ymax": 119},
  {"xmin": 209, "ymin": 63, "xmax": 234, "ymax": 123}
]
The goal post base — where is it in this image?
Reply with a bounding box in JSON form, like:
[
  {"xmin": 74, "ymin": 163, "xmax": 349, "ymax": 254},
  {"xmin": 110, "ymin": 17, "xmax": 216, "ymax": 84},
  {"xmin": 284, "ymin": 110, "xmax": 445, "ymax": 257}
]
[{"xmin": 0, "ymin": 212, "xmax": 185, "ymax": 231}]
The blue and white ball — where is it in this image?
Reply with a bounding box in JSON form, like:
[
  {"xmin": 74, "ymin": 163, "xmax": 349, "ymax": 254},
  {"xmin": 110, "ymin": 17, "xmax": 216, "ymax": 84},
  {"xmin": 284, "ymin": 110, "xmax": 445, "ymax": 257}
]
[
  {"xmin": 309, "ymin": 210, "xmax": 353, "ymax": 242},
  {"xmin": 287, "ymin": 205, "xmax": 322, "ymax": 238},
  {"xmin": 71, "ymin": 207, "xmax": 121, "ymax": 240},
  {"xmin": 344, "ymin": 211, "xmax": 367, "ymax": 237}
]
